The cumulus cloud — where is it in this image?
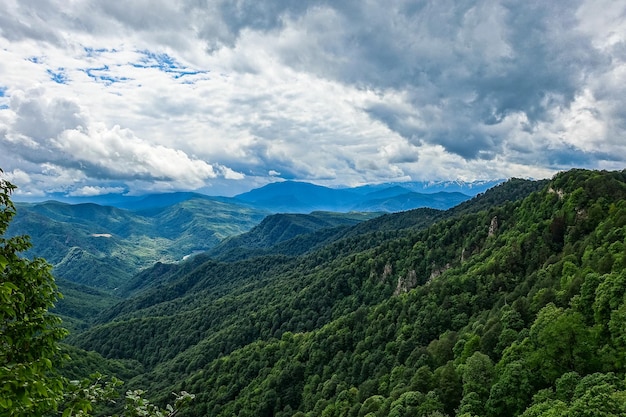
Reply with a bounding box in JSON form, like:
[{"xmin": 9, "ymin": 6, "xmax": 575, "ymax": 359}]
[
  {"xmin": 0, "ymin": 87, "xmax": 241, "ymax": 195},
  {"xmin": 68, "ymin": 185, "xmax": 126, "ymax": 197},
  {"xmin": 0, "ymin": 0, "xmax": 625, "ymax": 199}
]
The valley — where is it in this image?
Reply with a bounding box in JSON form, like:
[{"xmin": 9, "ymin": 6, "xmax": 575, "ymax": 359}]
[{"xmin": 4, "ymin": 170, "xmax": 626, "ymax": 416}]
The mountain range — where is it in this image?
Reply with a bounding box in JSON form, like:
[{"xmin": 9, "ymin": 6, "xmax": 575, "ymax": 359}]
[
  {"xmin": 233, "ymin": 181, "xmax": 481, "ymax": 213},
  {"xmin": 8, "ymin": 179, "xmax": 493, "ymax": 293},
  {"xmin": 20, "ymin": 179, "xmax": 502, "ymax": 213},
  {"xmin": 6, "ymin": 179, "xmax": 488, "ymax": 330},
  {"xmin": 8, "ymin": 169, "xmax": 626, "ymax": 416},
  {"xmin": 54, "ymin": 169, "xmax": 626, "ymax": 417}
]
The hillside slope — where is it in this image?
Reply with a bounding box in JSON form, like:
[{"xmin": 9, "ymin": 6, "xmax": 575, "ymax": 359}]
[
  {"xmin": 143, "ymin": 168, "xmax": 626, "ymax": 417},
  {"xmin": 206, "ymin": 211, "xmax": 381, "ymax": 261},
  {"xmin": 8, "ymin": 197, "xmax": 268, "ymax": 290},
  {"xmin": 81, "ymin": 178, "xmax": 542, "ymax": 328},
  {"xmin": 65, "ymin": 175, "xmax": 574, "ymax": 415}
]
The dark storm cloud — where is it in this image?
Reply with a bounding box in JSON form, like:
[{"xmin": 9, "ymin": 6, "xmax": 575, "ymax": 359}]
[
  {"xmin": 325, "ymin": 0, "xmax": 606, "ymax": 160},
  {"xmin": 194, "ymin": 0, "xmax": 611, "ymax": 162},
  {"xmin": 546, "ymin": 144, "xmax": 620, "ymax": 168},
  {"xmin": 477, "ymin": 1, "xmax": 602, "ymax": 121}
]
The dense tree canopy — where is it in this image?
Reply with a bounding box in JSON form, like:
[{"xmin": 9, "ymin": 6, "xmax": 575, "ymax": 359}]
[{"xmin": 5, "ymin": 169, "xmax": 626, "ymax": 416}]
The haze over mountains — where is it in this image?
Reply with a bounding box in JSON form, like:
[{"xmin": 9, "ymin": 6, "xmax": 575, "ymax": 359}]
[
  {"xmin": 20, "ymin": 179, "xmax": 501, "ymax": 212},
  {"xmin": 234, "ymin": 180, "xmax": 489, "ymax": 213}
]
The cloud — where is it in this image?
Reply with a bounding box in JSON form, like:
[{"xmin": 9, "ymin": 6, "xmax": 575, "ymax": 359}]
[
  {"xmin": 68, "ymin": 185, "xmax": 126, "ymax": 197},
  {"xmin": 9, "ymin": 88, "xmax": 87, "ymax": 145},
  {"xmin": 0, "ymin": 87, "xmax": 242, "ymax": 195},
  {"xmin": 235, "ymin": 0, "xmax": 619, "ymax": 166},
  {"xmin": 0, "ymin": 0, "xmax": 625, "ymax": 199}
]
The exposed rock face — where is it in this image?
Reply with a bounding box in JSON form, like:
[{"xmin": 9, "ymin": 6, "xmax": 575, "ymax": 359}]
[
  {"xmin": 428, "ymin": 263, "xmax": 451, "ymax": 283},
  {"xmin": 394, "ymin": 269, "xmax": 418, "ymax": 295},
  {"xmin": 372, "ymin": 261, "xmax": 394, "ymax": 284},
  {"xmin": 548, "ymin": 186, "xmax": 565, "ymax": 199},
  {"xmin": 488, "ymin": 216, "xmax": 498, "ymax": 237},
  {"xmin": 382, "ymin": 262, "xmax": 393, "ymax": 280}
]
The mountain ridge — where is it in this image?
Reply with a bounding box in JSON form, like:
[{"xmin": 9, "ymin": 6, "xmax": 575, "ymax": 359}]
[
  {"xmin": 63, "ymin": 169, "xmax": 626, "ymax": 417},
  {"xmin": 15, "ymin": 179, "xmax": 496, "ymax": 214},
  {"xmin": 69, "ymin": 177, "xmax": 545, "ymax": 357},
  {"xmin": 234, "ymin": 180, "xmax": 473, "ymax": 213}
]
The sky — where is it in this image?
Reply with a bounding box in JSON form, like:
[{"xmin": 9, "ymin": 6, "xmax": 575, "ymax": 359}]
[{"xmin": 1, "ymin": 0, "xmax": 625, "ymax": 198}]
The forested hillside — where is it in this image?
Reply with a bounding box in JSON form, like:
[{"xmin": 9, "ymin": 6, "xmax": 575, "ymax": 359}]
[
  {"xmin": 69, "ymin": 178, "xmax": 543, "ymax": 362},
  {"xmin": 132, "ymin": 168, "xmax": 624, "ymax": 417},
  {"xmin": 6, "ymin": 169, "xmax": 626, "ymax": 416},
  {"xmin": 8, "ymin": 198, "xmax": 268, "ymax": 290},
  {"xmin": 73, "ymin": 170, "xmax": 626, "ymax": 417},
  {"xmin": 206, "ymin": 211, "xmax": 381, "ymax": 261}
]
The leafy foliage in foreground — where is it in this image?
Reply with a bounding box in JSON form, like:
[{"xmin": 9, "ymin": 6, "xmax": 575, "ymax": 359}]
[
  {"xmin": 0, "ymin": 173, "xmax": 194, "ymax": 417},
  {"xmin": 0, "ymin": 175, "xmax": 68, "ymax": 415}
]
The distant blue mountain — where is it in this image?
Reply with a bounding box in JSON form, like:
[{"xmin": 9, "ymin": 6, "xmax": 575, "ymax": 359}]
[
  {"xmin": 234, "ymin": 181, "xmax": 361, "ymax": 212},
  {"xmin": 351, "ymin": 191, "xmax": 471, "ymax": 212},
  {"xmin": 17, "ymin": 179, "xmax": 503, "ymax": 214},
  {"xmin": 235, "ymin": 180, "xmax": 477, "ymax": 213},
  {"xmin": 114, "ymin": 192, "xmax": 244, "ymax": 212},
  {"xmin": 115, "ymin": 192, "xmax": 209, "ymax": 211},
  {"xmin": 363, "ymin": 185, "xmax": 413, "ymax": 199},
  {"xmin": 349, "ymin": 179, "xmax": 504, "ymax": 195}
]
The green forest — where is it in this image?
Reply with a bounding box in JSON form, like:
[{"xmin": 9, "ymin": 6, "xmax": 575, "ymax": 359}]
[{"xmin": 3, "ymin": 169, "xmax": 626, "ymax": 416}]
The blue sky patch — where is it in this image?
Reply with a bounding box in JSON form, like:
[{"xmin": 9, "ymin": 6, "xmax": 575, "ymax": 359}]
[
  {"xmin": 47, "ymin": 68, "xmax": 68, "ymax": 84},
  {"xmin": 0, "ymin": 86, "xmax": 7, "ymax": 110},
  {"xmin": 134, "ymin": 50, "xmax": 209, "ymax": 80},
  {"xmin": 81, "ymin": 65, "xmax": 129, "ymax": 85},
  {"xmin": 173, "ymin": 71, "xmax": 204, "ymax": 79},
  {"xmin": 137, "ymin": 50, "xmax": 178, "ymax": 70},
  {"xmin": 27, "ymin": 56, "xmax": 42, "ymax": 64},
  {"xmin": 84, "ymin": 47, "xmax": 117, "ymax": 57}
]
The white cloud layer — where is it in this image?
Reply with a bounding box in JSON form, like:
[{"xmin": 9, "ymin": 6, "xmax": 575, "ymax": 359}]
[{"xmin": 1, "ymin": 0, "xmax": 625, "ymax": 198}]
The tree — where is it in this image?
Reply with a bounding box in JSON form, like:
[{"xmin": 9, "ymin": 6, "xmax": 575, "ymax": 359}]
[
  {"xmin": 0, "ymin": 172, "xmax": 193, "ymax": 416},
  {"xmin": 459, "ymin": 351, "xmax": 494, "ymax": 416},
  {"xmin": 0, "ymin": 172, "xmax": 68, "ymax": 416}
]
